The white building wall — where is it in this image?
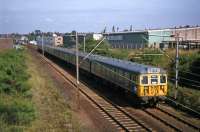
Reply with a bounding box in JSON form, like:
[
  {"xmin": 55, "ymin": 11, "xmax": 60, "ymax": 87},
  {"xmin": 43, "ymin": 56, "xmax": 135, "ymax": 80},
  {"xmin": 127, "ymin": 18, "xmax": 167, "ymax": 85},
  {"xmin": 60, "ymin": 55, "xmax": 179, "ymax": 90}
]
[
  {"xmin": 36, "ymin": 36, "xmax": 63, "ymax": 46},
  {"xmin": 93, "ymin": 33, "xmax": 103, "ymax": 40},
  {"xmin": 172, "ymin": 27, "xmax": 200, "ymax": 41}
]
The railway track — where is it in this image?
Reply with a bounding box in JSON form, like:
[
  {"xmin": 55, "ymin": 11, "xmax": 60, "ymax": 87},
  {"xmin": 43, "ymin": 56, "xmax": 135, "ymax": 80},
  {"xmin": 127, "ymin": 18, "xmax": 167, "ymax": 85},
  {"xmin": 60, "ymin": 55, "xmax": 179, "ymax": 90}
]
[
  {"xmin": 32, "ymin": 46, "xmax": 199, "ymax": 132},
  {"xmin": 80, "ymin": 87, "xmax": 152, "ymax": 131},
  {"xmin": 97, "ymin": 93, "xmax": 200, "ymax": 132},
  {"xmin": 156, "ymin": 105, "xmax": 200, "ymax": 131},
  {"xmin": 38, "ymin": 53, "xmax": 153, "ymax": 132},
  {"xmin": 143, "ymin": 106, "xmax": 199, "ymax": 132}
]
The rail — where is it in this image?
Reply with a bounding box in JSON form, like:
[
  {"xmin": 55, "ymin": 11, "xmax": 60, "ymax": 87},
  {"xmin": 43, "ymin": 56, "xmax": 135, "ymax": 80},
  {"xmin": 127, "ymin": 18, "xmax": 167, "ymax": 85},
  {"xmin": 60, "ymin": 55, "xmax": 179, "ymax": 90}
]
[{"xmin": 39, "ymin": 52, "xmax": 152, "ymax": 132}]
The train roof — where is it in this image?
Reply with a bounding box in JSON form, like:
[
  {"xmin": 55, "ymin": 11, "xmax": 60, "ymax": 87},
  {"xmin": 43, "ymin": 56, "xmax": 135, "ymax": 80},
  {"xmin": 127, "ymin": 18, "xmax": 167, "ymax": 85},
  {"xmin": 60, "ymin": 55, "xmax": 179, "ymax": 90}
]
[
  {"xmin": 90, "ymin": 55, "xmax": 166, "ymax": 74},
  {"xmin": 48, "ymin": 46, "xmax": 166, "ymax": 74}
]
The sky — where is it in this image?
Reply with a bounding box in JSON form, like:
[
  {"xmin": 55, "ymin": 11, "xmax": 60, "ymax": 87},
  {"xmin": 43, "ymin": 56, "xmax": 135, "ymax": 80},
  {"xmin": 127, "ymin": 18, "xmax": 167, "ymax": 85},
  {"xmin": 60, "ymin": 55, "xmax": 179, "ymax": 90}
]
[{"xmin": 0, "ymin": 0, "xmax": 200, "ymax": 33}]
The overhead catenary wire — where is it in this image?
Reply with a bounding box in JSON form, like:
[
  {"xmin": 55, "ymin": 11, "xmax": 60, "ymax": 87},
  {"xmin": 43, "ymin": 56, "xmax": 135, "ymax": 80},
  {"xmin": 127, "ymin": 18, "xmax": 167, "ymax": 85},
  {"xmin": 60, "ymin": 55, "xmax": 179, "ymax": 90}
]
[
  {"xmin": 181, "ymin": 83, "xmax": 200, "ymax": 88},
  {"xmin": 178, "ymin": 77, "xmax": 200, "ymax": 85},
  {"xmin": 179, "ymin": 70, "xmax": 200, "ymax": 77},
  {"xmin": 189, "ymin": 65, "xmax": 200, "ymax": 70},
  {"xmin": 168, "ymin": 77, "xmax": 200, "ymax": 88},
  {"xmin": 140, "ymin": 34, "xmax": 174, "ymax": 62},
  {"xmin": 80, "ymin": 37, "xmax": 106, "ymax": 64},
  {"xmin": 168, "ymin": 74, "xmax": 200, "ymax": 83}
]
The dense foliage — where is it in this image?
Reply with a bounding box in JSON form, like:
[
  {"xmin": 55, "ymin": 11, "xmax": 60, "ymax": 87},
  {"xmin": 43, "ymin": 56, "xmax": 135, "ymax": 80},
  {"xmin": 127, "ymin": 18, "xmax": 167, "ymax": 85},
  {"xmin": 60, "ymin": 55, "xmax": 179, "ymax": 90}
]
[
  {"xmin": 169, "ymin": 52, "xmax": 200, "ymax": 89},
  {"xmin": 0, "ymin": 50, "xmax": 35, "ymax": 131},
  {"xmin": 63, "ymin": 36, "xmax": 76, "ymax": 48}
]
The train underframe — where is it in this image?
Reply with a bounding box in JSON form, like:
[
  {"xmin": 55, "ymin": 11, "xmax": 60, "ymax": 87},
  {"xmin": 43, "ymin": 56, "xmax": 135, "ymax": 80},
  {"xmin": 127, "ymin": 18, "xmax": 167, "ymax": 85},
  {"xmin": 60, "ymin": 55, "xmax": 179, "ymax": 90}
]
[{"xmin": 140, "ymin": 96, "xmax": 166, "ymax": 107}]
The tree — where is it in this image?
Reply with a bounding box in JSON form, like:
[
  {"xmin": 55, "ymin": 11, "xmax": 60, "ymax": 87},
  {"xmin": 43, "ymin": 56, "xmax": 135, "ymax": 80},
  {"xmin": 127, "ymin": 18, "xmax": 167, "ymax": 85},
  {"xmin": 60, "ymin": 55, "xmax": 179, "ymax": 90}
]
[{"xmin": 63, "ymin": 36, "xmax": 76, "ymax": 48}]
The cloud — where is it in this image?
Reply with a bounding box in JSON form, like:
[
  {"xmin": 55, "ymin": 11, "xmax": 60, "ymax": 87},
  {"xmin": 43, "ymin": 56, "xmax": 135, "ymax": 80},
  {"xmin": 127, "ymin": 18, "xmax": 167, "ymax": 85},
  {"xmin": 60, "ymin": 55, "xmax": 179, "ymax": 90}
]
[{"xmin": 44, "ymin": 17, "xmax": 54, "ymax": 23}]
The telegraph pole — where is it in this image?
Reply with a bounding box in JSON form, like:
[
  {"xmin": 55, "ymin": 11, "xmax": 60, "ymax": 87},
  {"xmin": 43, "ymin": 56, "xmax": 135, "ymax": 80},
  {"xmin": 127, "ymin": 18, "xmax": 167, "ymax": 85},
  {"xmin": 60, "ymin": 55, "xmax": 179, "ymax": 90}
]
[
  {"xmin": 76, "ymin": 31, "xmax": 80, "ymax": 110},
  {"xmin": 83, "ymin": 35, "xmax": 86, "ymax": 52},
  {"xmin": 42, "ymin": 34, "xmax": 44, "ymax": 56},
  {"xmin": 174, "ymin": 33, "xmax": 179, "ymax": 99}
]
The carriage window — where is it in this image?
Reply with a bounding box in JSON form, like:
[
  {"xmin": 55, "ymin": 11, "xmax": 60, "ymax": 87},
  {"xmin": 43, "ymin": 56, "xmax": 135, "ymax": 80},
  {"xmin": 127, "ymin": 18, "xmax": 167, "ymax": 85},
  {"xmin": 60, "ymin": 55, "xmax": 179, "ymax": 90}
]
[
  {"xmin": 141, "ymin": 76, "xmax": 148, "ymax": 84},
  {"xmin": 160, "ymin": 75, "xmax": 166, "ymax": 83},
  {"xmin": 124, "ymin": 71, "xmax": 129, "ymax": 78},
  {"xmin": 132, "ymin": 75, "xmax": 136, "ymax": 82},
  {"xmin": 151, "ymin": 75, "xmax": 158, "ymax": 84}
]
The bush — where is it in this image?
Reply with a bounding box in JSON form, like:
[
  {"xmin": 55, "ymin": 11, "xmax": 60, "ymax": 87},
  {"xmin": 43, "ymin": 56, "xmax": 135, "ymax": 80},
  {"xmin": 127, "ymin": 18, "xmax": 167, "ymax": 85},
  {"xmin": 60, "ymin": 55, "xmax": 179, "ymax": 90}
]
[
  {"xmin": 176, "ymin": 88, "xmax": 200, "ymax": 112},
  {"xmin": 0, "ymin": 96, "xmax": 35, "ymax": 125},
  {"xmin": 169, "ymin": 53, "xmax": 200, "ymax": 89},
  {"xmin": 0, "ymin": 50, "xmax": 30, "ymax": 95}
]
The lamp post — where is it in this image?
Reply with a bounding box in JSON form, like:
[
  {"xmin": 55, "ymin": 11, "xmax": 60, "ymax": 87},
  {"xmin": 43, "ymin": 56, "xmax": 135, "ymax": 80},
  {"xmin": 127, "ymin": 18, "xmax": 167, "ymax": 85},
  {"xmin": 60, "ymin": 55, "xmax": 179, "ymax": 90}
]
[
  {"xmin": 145, "ymin": 34, "xmax": 182, "ymax": 99},
  {"xmin": 42, "ymin": 34, "xmax": 44, "ymax": 56},
  {"xmin": 83, "ymin": 35, "xmax": 86, "ymax": 52},
  {"xmin": 75, "ymin": 32, "xmax": 80, "ymax": 110},
  {"xmin": 174, "ymin": 34, "xmax": 179, "ymax": 99},
  {"xmin": 65, "ymin": 34, "xmax": 86, "ymax": 52},
  {"xmin": 76, "ymin": 32, "xmax": 80, "ymax": 85},
  {"xmin": 66, "ymin": 32, "xmax": 106, "ymax": 109},
  {"xmin": 174, "ymin": 34, "xmax": 183, "ymax": 99}
]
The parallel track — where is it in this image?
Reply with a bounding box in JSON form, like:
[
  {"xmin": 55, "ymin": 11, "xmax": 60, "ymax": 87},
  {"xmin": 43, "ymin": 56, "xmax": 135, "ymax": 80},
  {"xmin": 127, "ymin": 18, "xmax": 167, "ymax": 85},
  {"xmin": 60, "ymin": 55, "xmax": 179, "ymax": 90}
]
[
  {"xmin": 156, "ymin": 105, "xmax": 200, "ymax": 131},
  {"xmin": 143, "ymin": 106, "xmax": 199, "ymax": 132}
]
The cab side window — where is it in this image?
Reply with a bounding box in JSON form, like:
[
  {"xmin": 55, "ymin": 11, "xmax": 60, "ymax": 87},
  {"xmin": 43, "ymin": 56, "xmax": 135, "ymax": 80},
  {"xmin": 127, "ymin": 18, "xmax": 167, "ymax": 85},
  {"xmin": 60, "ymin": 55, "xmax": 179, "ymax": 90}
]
[
  {"xmin": 160, "ymin": 75, "xmax": 166, "ymax": 83},
  {"xmin": 141, "ymin": 76, "xmax": 148, "ymax": 84}
]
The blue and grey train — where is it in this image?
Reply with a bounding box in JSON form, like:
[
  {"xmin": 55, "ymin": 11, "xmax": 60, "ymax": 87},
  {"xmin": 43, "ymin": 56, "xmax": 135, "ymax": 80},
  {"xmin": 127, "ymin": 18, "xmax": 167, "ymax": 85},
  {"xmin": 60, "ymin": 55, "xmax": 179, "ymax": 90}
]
[{"xmin": 38, "ymin": 45, "xmax": 167, "ymax": 105}]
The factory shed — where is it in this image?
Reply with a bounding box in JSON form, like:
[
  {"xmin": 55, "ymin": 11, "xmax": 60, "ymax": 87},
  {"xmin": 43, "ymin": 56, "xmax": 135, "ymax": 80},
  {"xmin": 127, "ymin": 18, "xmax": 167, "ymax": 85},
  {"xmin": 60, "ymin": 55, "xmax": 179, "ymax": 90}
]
[
  {"xmin": 103, "ymin": 31, "xmax": 148, "ymax": 49},
  {"xmin": 148, "ymin": 29, "xmax": 172, "ymax": 48}
]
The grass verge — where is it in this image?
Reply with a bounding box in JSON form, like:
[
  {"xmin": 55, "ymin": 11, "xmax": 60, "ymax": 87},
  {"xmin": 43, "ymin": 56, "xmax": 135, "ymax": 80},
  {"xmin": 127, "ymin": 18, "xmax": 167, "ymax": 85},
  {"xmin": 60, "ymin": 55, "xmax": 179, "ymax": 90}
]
[{"xmin": 25, "ymin": 50, "xmax": 72, "ymax": 131}]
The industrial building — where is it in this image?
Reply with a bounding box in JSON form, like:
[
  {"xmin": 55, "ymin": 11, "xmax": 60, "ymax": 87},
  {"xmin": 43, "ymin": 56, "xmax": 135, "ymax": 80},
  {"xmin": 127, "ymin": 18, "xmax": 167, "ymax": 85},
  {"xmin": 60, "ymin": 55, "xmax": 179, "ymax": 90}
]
[
  {"xmin": 149, "ymin": 26, "xmax": 200, "ymax": 49},
  {"xmin": 103, "ymin": 31, "xmax": 148, "ymax": 49},
  {"xmin": 36, "ymin": 34, "xmax": 63, "ymax": 46},
  {"xmin": 103, "ymin": 26, "xmax": 200, "ymax": 49},
  {"xmin": 148, "ymin": 29, "xmax": 172, "ymax": 48}
]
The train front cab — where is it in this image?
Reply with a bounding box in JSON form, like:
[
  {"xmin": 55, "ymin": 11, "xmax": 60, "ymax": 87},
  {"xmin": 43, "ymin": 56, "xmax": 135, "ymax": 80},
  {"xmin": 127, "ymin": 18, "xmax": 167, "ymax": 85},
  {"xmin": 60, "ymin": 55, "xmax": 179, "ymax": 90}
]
[{"xmin": 137, "ymin": 74, "xmax": 167, "ymax": 104}]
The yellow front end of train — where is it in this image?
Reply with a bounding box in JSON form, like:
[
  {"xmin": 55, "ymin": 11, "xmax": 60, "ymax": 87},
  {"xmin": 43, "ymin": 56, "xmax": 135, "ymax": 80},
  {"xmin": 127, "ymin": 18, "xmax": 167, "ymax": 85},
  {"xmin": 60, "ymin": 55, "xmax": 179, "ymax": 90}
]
[{"xmin": 137, "ymin": 73, "xmax": 167, "ymax": 100}]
